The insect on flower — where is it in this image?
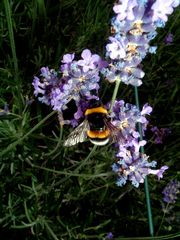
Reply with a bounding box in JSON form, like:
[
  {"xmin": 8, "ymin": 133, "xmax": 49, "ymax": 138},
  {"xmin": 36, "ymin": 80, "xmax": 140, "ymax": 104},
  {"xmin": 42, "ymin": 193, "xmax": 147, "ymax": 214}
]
[{"xmin": 64, "ymin": 100, "xmax": 124, "ymax": 146}]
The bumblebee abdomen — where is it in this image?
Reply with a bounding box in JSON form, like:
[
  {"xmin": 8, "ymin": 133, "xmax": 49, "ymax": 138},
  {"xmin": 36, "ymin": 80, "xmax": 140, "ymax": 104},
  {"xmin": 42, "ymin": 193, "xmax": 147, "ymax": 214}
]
[
  {"xmin": 84, "ymin": 104, "xmax": 110, "ymax": 146},
  {"xmin": 87, "ymin": 129, "xmax": 110, "ymax": 139},
  {"xmin": 87, "ymin": 130, "xmax": 110, "ymax": 146},
  {"xmin": 89, "ymin": 138, "xmax": 109, "ymax": 146}
]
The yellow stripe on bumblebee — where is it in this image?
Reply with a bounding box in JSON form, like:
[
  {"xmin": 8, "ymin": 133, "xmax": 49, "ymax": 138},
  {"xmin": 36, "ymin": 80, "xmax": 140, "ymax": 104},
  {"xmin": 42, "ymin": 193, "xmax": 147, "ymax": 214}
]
[
  {"xmin": 87, "ymin": 129, "xmax": 110, "ymax": 139},
  {"xmin": 84, "ymin": 106, "xmax": 108, "ymax": 116}
]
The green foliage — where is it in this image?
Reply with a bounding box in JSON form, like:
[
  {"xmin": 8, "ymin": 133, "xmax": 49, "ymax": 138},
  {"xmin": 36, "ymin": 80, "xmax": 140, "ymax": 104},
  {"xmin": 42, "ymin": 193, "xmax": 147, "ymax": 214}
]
[{"xmin": 0, "ymin": 0, "xmax": 180, "ymax": 239}]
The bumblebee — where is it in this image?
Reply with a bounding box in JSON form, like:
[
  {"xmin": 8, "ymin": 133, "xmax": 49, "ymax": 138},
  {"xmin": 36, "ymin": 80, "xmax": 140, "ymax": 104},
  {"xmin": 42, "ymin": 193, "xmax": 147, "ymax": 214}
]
[{"xmin": 64, "ymin": 100, "xmax": 123, "ymax": 146}]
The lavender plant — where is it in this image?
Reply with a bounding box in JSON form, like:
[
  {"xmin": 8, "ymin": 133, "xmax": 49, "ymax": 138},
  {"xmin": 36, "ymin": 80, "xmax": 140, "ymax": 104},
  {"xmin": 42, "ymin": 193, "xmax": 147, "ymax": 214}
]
[
  {"xmin": 150, "ymin": 126, "xmax": 171, "ymax": 144},
  {"xmin": 156, "ymin": 180, "xmax": 180, "ymax": 235},
  {"xmin": 1, "ymin": 0, "xmax": 180, "ymax": 239},
  {"xmin": 33, "ymin": 0, "xmax": 179, "ymax": 188}
]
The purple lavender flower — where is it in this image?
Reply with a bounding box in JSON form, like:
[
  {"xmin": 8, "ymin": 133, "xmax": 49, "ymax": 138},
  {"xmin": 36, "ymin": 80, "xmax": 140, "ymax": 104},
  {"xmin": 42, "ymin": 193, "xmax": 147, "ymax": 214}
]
[
  {"xmin": 150, "ymin": 126, "xmax": 171, "ymax": 144},
  {"xmin": 106, "ymin": 232, "xmax": 114, "ymax": 239},
  {"xmin": 110, "ymin": 100, "xmax": 152, "ymax": 139},
  {"xmin": 164, "ymin": 33, "xmax": 173, "ymax": 44},
  {"xmin": 149, "ymin": 165, "xmax": 169, "ymax": 180},
  {"xmin": 102, "ymin": 0, "xmax": 180, "ymax": 86},
  {"xmin": 32, "ymin": 67, "xmax": 59, "ymax": 106},
  {"xmin": 151, "ymin": 0, "xmax": 178, "ymax": 23},
  {"xmin": 32, "ymin": 49, "xmax": 106, "ymax": 125},
  {"xmin": 162, "ymin": 180, "xmax": 180, "ymax": 203},
  {"xmin": 114, "ymin": 150, "xmax": 155, "ymax": 187},
  {"xmin": 113, "ymin": 146, "xmax": 168, "ymax": 187},
  {"xmin": 113, "ymin": 0, "xmax": 138, "ymax": 21},
  {"xmin": 77, "ymin": 49, "xmax": 103, "ymax": 72},
  {"xmin": 106, "ymin": 37, "xmax": 127, "ymax": 60},
  {"xmin": 61, "ymin": 53, "xmax": 75, "ymax": 63},
  {"xmin": 110, "ymin": 100, "xmax": 168, "ymax": 187}
]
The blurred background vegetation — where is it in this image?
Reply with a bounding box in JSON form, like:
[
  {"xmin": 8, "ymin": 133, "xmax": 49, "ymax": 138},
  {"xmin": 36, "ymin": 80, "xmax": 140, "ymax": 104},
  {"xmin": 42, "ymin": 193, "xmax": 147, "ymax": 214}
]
[{"xmin": 0, "ymin": 0, "xmax": 180, "ymax": 239}]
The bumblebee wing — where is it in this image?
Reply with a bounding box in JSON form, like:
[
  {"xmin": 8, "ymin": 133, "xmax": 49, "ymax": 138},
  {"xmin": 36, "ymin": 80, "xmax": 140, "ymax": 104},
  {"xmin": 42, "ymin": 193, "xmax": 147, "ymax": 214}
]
[
  {"xmin": 63, "ymin": 120, "xmax": 89, "ymax": 147},
  {"xmin": 104, "ymin": 117, "xmax": 125, "ymax": 144}
]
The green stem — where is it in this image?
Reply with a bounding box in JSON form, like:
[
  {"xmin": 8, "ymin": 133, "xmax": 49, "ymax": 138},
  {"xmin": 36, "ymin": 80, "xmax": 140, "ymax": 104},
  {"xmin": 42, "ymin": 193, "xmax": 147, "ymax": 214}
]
[
  {"xmin": 156, "ymin": 202, "xmax": 170, "ymax": 236},
  {"xmin": 74, "ymin": 145, "xmax": 97, "ymax": 173},
  {"xmin": 3, "ymin": 0, "xmax": 23, "ymax": 112},
  {"xmin": 3, "ymin": 0, "xmax": 19, "ymax": 80},
  {"xmin": 44, "ymin": 220, "xmax": 60, "ymax": 240},
  {"xmin": 45, "ymin": 124, "xmax": 63, "ymax": 157},
  {"xmin": 109, "ymin": 76, "xmax": 121, "ymax": 112},
  {"xmin": 134, "ymin": 86, "xmax": 154, "ymax": 237},
  {"xmin": 25, "ymin": 158, "xmax": 110, "ymax": 178}
]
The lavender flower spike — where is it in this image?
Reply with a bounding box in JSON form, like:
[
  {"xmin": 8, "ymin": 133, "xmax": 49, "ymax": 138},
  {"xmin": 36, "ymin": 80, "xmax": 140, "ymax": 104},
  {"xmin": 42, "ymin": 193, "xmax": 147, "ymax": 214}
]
[
  {"xmin": 110, "ymin": 100, "xmax": 168, "ymax": 187},
  {"xmin": 164, "ymin": 33, "xmax": 173, "ymax": 44},
  {"xmin": 162, "ymin": 179, "xmax": 180, "ymax": 203},
  {"xmin": 33, "ymin": 50, "xmax": 107, "ymax": 126},
  {"xmin": 102, "ymin": 0, "xmax": 180, "ymax": 86}
]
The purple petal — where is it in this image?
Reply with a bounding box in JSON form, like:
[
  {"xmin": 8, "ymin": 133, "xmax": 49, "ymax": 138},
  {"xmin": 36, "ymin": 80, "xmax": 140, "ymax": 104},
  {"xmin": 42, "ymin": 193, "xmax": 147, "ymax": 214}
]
[
  {"xmin": 62, "ymin": 53, "xmax": 75, "ymax": 63},
  {"xmin": 91, "ymin": 54, "xmax": 101, "ymax": 63},
  {"xmin": 149, "ymin": 166, "xmax": 169, "ymax": 180},
  {"xmin": 141, "ymin": 104, "xmax": 153, "ymax": 115},
  {"xmin": 81, "ymin": 49, "xmax": 92, "ymax": 60},
  {"xmin": 132, "ymin": 68, "xmax": 145, "ymax": 78},
  {"xmin": 113, "ymin": 5, "xmax": 122, "ymax": 14},
  {"xmin": 77, "ymin": 59, "xmax": 86, "ymax": 67}
]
